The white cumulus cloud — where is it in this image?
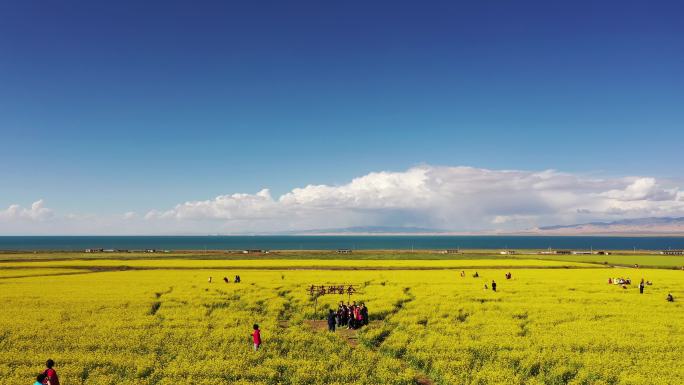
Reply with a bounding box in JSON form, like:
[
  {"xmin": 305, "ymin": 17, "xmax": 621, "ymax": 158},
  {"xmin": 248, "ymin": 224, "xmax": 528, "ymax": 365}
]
[
  {"xmin": 141, "ymin": 165, "xmax": 684, "ymax": 232},
  {"xmin": 2, "ymin": 166, "xmax": 684, "ymax": 235},
  {"xmin": 0, "ymin": 199, "xmax": 54, "ymax": 221}
]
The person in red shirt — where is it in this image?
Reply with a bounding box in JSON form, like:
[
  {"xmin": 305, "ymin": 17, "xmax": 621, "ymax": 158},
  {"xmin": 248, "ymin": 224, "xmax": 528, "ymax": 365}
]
[
  {"xmin": 42, "ymin": 359, "xmax": 60, "ymax": 385},
  {"xmin": 251, "ymin": 324, "xmax": 262, "ymax": 351},
  {"xmin": 353, "ymin": 306, "xmax": 362, "ymax": 329}
]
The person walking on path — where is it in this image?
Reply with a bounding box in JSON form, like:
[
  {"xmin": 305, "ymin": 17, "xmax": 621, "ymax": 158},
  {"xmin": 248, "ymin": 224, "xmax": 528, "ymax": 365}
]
[
  {"xmin": 327, "ymin": 309, "xmax": 337, "ymax": 332},
  {"xmin": 42, "ymin": 359, "xmax": 60, "ymax": 385},
  {"xmin": 491, "ymin": 280, "xmax": 497, "ymax": 292},
  {"xmin": 251, "ymin": 324, "xmax": 262, "ymax": 351}
]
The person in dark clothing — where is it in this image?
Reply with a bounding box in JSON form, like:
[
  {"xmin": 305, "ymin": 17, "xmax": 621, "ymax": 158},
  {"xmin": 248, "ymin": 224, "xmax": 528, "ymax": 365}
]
[
  {"xmin": 34, "ymin": 373, "xmax": 47, "ymax": 385},
  {"xmin": 667, "ymin": 293, "xmax": 674, "ymax": 302},
  {"xmin": 473, "ymin": 272, "xmax": 479, "ymax": 278},
  {"xmin": 327, "ymin": 309, "xmax": 336, "ymax": 332},
  {"xmin": 337, "ymin": 303, "xmax": 345, "ymax": 324},
  {"xmin": 491, "ymin": 280, "xmax": 497, "ymax": 292},
  {"xmin": 360, "ymin": 303, "xmax": 369, "ymax": 326},
  {"xmin": 223, "ymin": 277, "xmax": 230, "ymax": 283},
  {"xmin": 235, "ymin": 275, "xmax": 241, "ymax": 283},
  {"xmin": 639, "ymin": 278, "xmax": 645, "ymax": 294},
  {"xmin": 336, "ymin": 303, "xmax": 343, "ymax": 326}
]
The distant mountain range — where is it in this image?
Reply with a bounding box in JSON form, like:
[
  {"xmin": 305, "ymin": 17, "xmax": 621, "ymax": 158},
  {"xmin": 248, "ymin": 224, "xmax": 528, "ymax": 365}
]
[
  {"xmin": 284, "ymin": 218, "xmax": 684, "ymax": 236},
  {"xmin": 288, "ymin": 226, "xmax": 448, "ymax": 235},
  {"xmin": 526, "ymin": 217, "xmax": 684, "ymax": 236}
]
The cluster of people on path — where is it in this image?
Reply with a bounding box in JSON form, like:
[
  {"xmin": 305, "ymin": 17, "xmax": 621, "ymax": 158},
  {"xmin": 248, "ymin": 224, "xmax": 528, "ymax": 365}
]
[
  {"xmin": 328, "ymin": 301, "xmax": 368, "ymax": 332},
  {"xmin": 33, "ymin": 359, "xmax": 59, "ymax": 385},
  {"xmin": 208, "ymin": 275, "xmax": 241, "ymax": 283}
]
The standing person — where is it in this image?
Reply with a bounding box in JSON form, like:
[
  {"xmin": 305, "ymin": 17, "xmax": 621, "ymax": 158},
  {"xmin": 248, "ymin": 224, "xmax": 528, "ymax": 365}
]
[
  {"xmin": 340, "ymin": 303, "xmax": 348, "ymax": 327},
  {"xmin": 327, "ymin": 309, "xmax": 336, "ymax": 332},
  {"xmin": 42, "ymin": 359, "xmax": 59, "ymax": 385},
  {"xmin": 347, "ymin": 306, "xmax": 354, "ymax": 329},
  {"xmin": 34, "ymin": 373, "xmax": 48, "ymax": 385},
  {"xmin": 491, "ymin": 280, "xmax": 497, "ymax": 292},
  {"xmin": 208, "ymin": 276, "xmax": 212, "ymax": 283},
  {"xmin": 639, "ymin": 279, "xmax": 645, "ymax": 294},
  {"xmin": 354, "ymin": 305, "xmax": 362, "ymax": 328},
  {"xmin": 251, "ymin": 324, "xmax": 262, "ymax": 351},
  {"xmin": 360, "ymin": 303, "xmax": 369, "ymax": 326},
  {"xmin": 336, "ymin": 303, "xmax": 344, "ymax": 326}
]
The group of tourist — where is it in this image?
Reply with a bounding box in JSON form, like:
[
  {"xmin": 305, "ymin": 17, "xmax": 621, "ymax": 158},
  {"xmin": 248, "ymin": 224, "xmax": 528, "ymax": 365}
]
[
  {"xmin": 460, "ymin": 271, "xmax": 511, "ymax": 292},
  {"xmin": 607, "ymin": 277, "xmax": 675, "ymax": 301},
  {"xmin": 484, "ymin": 280, "xmax": 497, "ymax": 291},
  {"xmin": 32, "ymin": 359, "xmax": 59, "ymax": 385},
  {"xmin": 328, "ymin": 302, "xmax": 369, "ymax": 331},
  {"xmin": 608, "ymin": 277, "xmax": 634, "ymax": 285},
  {"xmin": 207, "ymin": 275, "xmax": 241, "ymax": 283}
]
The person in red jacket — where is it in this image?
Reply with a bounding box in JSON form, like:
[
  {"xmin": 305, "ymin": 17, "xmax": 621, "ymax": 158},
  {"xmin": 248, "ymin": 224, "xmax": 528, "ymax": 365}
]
[
  {"xmin": 251, "ymin": 324, "xmax": 262, "ymax": 351},
  {"xmin": 42, "ymin": 359, "xmax": 60, "ymax": 385}
]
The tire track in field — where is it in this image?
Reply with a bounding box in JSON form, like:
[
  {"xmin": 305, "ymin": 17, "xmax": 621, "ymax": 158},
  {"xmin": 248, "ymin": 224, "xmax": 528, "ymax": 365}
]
[{"xmin": 145, "ymin": 286, "xmax": 179, "ymax": 384}]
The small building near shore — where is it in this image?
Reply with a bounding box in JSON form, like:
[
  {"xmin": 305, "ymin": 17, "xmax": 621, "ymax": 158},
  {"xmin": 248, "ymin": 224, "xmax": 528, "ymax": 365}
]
[
  {"xmin": 243, "ymin": 249, "xmax": 269, "ymax": 254},
  {"xmin": 572, "ymin": 251, "xmax": 593, "ymax": 255},
  {"xmin": 500, "ymin": 250, "xmax": 516, "ymax": 255},
  {"xmin": 661, "ymin": 250, "xmax": 684, "ymax": 255},
  {"xmin": 336, "ymin": 249, "xmax": 353, "ymax": 254}
]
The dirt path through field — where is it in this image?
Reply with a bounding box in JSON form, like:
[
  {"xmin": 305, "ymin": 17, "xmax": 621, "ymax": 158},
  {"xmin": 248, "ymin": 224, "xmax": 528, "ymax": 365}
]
[{"xmin": 304, "ymin": 320, "xmax": 434, "ymax": 385}]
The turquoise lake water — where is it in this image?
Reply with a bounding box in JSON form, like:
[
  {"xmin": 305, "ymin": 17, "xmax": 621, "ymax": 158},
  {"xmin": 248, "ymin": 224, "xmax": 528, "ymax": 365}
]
[{"xmin": 1, "ymin": 235, "xmax": 683, "ymax": 251}]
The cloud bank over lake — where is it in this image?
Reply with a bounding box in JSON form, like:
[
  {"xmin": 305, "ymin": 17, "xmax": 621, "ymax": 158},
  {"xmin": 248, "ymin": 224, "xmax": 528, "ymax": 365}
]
[{"xmin": 2, "ymin": 165, "xmax": 683, "ymax": 235}]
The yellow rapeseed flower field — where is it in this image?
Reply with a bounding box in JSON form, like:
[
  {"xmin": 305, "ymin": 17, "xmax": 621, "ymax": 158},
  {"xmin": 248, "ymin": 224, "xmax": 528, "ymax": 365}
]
[{"xmin": 0, "ymin": 259, "xmax": 682, "ymax": 384}]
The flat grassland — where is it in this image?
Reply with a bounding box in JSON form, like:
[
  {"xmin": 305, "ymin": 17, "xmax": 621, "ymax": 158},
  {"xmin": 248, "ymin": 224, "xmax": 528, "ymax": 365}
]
[
  {"xmin": 3, "ymin": 250, "xmax": 683, "ymax": 268},
  {"xmin": 1, "ymin": 253, "xmax": 682, "ymax": 385}
]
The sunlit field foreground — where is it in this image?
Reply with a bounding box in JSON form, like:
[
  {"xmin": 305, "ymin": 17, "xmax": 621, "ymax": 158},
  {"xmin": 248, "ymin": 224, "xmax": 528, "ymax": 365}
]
[{"xmin": 1, "ymin": 257, "xmax": 682, "ymax": 384}]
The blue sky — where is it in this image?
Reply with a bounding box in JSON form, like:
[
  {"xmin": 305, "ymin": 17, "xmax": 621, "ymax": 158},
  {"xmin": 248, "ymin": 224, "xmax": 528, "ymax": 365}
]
[{"xmin": 1, "ymin": 1, "xmax": 683, "ymax": 234}]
